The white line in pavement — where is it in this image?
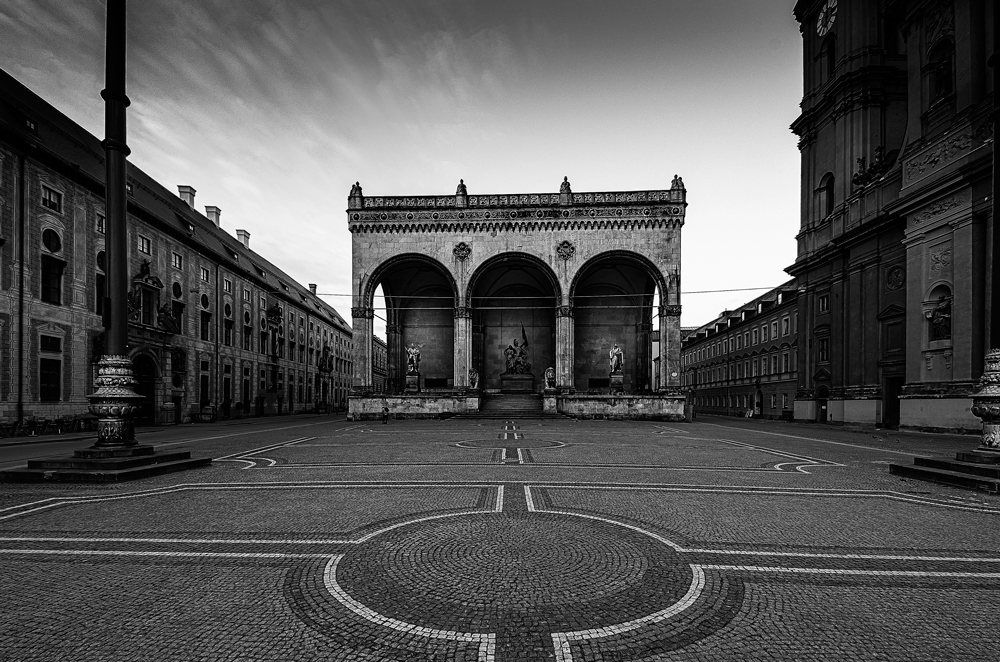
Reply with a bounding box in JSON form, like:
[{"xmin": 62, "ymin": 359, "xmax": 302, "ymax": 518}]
[
  {"xmin": 323, "ymin": 555, "xmax": 495, "ymax": 660},
  {"xmin": 699, "ymin": 564, "xmax": 1000, "ymax": 579},
  {"xmin": 494, "ymin": 485, "xmax": 504, "ymax": 512},
  {"xmin": 698, "ymin": 422, "xmax": 933, "ymax": 457},
  {"xmin": 0, "ymin": 549, "xmax": 329, "ymax": 559},
  {"xmin": 552, "ymin": 566, "xmax": 705, "ymax": 662}
]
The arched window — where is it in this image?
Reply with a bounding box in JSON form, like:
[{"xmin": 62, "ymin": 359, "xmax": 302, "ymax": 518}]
[
  {"xmin": 925, "ymin": 283, "xmax": 952, "ymax": 342},
  {"xmin": 819, "ymin": 173, "xmax": 835, "ymax": 218},
  {"xmin": 822, "ymin": 34, "xmax": 837, "ymax": 81},
  {"xmin": 928, "ymin": 39, "xmax": 954, "ymax": 103}
]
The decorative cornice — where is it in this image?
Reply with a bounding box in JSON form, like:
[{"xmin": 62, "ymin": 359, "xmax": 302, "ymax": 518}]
[
  {"xmin": 359, "ymin": 189, "xmax": 683, "ymax": 210},
  {"xmin": 349, "ymin": 215, "xmax": 683, "ymax": 235}
]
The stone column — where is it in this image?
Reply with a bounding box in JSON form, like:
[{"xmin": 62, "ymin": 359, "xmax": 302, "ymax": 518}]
[
  {"xmin": 351, "ymin": 306, "xmax": 373, "ymax": 391},
  {"xmin": 555, "ymin": 305, "xmax": 574, "ymax": 391},
  {"xmin": 454, "ymin": 306, "xmax": 472, "ymax": 389},
  {"xmin": 659, "ymin": 304, "xmax": 682, "ymax": 392},
  {"xmin": 972, "ymin": 349, "xmax": 1000, "ymax": 449},
  {"xmin": 385, "ymin": 323, "xmax": 401, "ymax": 393}
]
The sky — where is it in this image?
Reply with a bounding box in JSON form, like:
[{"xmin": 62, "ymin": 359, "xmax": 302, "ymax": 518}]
[{"xmin": 0, "ymin": 0, "xmax": 803, "ymax": 332}]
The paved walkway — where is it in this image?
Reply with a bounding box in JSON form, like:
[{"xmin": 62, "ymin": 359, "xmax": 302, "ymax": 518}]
[{"xmin": 0, "ymin": 416, "xmax": 997, "ymax": 660}]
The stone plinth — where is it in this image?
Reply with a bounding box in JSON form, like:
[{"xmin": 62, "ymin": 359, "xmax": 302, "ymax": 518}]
[
  {"xmin": 558, "ymin": 394, "xmax": 685, "ymax": 421},
  {"xmin": 543, "ymin": 393, "xmax": 558, "ymax": 415},
  {"xmin": 610, "ymin": 372, "xmax": 624, "ymax": 393},
  {"xmin": 0, "ymin": 445, "xmax": 211, "ymax": 483},
  {"xmin": 405, "ymin": 373, "xmax": 420, "ymax": 393},
  {"xmin": 501, "ymin": 374, "xmax": 534, "ymax": 393},
  {"xmin": 350, "ymin": 394, "xmax": 472, "ymax": 420}
]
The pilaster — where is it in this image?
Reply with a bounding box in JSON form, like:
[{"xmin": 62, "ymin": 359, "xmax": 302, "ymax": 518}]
[
  {"xmin": 556, "ymin": 305, "xmax": 574, "ymax": 390},
  {"xmin": 351, "ymin": 306, "xmax": 373, "ymax": 390},
  {"xmin": 453, "ymin": 306, "xmax": 472, "ymax": 388},
  {"xmin": 659, "ymin": 304, "xmax": 682, "ymax": 392}
]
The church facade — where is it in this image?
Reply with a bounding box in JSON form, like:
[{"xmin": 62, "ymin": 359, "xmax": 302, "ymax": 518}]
[
  {"xmin": 348, "ymin": 177, "xmax": 687, "ymax": 419},
  {"xmin": 789, "ymin": 0, "xmax": 993, "ymax": 432}
]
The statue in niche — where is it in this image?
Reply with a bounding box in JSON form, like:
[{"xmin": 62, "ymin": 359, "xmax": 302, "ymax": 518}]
[
  {"xmin": 468, "ymin": 368, "xmax": 479, "ymax": 389},
  {"xmin": 503, "ymin": 325, "xmax": 531, "ymax": 375},
  {"xmin": 929, "ymin": 295, "xmax": 952, "ymax": 341},
  {"xmin": 544, "ymin": 366, "xmax": 555, "ymax": 389},
  {"xmin": 405, "ymin": 343, "xmax": 422, "ymax": 374},
  {"xmin": 609, "ymin": 343, "xmax": 624, "ymax": 373}
]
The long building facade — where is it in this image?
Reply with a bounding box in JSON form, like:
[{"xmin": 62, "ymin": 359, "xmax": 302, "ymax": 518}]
[
  {"xmin": 0, "ymin": 70, "xmax": 353, "ymax": 426},
  {"xmin": 788, "ymin": 0, "xmax": 993, "ymax": 432},
  {"xmin": 682, "ymin": 283, "xmax": 800, "ymax": 420}
]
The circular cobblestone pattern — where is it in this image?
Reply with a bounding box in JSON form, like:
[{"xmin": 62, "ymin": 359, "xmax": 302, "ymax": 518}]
[{"xmin": 336, "ymin": 512, "xmax": 693, "ymax": 632}]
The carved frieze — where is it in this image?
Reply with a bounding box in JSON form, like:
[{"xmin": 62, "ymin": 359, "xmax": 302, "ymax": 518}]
[
  {"xmin": 660, "ymin": 304, "xmax": 682, "ymax": 317},
  {"xmin": 904, "ymin": 122, "xmax": 991, "ymax": 186},
  {"xmin": 909, "ymin": 194, "xmax": 969, "ymax": 227},
  {"xmin": 351, "ymin": 307, "xmax": 374, "ymax": 319}
]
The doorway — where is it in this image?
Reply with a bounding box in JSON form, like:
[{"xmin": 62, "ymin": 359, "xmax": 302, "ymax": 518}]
[
  {"xmin": 882, "ymin": 376, "xmax": 902, "ymax": 428},
  {"xmin": 132, "ymin": 354, "xmax": 157, "ymax": 426}
]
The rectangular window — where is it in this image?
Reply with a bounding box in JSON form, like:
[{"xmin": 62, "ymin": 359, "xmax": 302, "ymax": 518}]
[
  {"xmin": 200, "ymin": 311, "xmax": 211, "ymax": 341},
  {"xmin": 782, "ymin": 352, "xmax": 790, "ymax": 373},
  {"xmin": 40, "ymin": 335, "xmax": 62, "ymax": 353},
  {"xmin": 771, "ymin": 321, "xmax": 778, "ymax": 339},
  {"xmin": 782, "ymin": 394, "xmax": 788, "ymax": 409},
  {"xmin": 736, "ymin": 335, "xmax": 742, "ymax": 350},
  {"xmin": 172, "ymin": 301, "xmax": 185, "ymax": 329},
  {"xmin": 138, "ymin": 235, "xmax": 151, "ymax": 255},
  {"xmin": 260, "ymin": 331, "xmax": 269, "ymax": 355},
  {"xmin": 243, "ymin": 326, "xmax": 253, "ymax": 351},
  {"xmin": 752, "ymin": 328, "xmax": 759, "ymax": 345},
  {"xmin": 40, "ymin": 255, "xmax": 64, "ymax": 305},
  {"xmin": 224, "ymin": 320, "xmax": 234, "ymax": 346},
  {"xmin": 41, "ymin": 185, "xmax": 62, "ymax": 213},
  {"xmin": 771, "ymin": 394, "xmax": 776, "ymax": 409},
  {"xmin": 818, "ymin": 294, "xmax": 829, "ymax": 313},
  {"xmin": 172, "ymin": 252, "xmax": 183, "ymax": 269},
  {"xmin": 223, "ymin": 278, "xmax": 233, "ymax": 293},
  {"xmin": 771, "ymin": 354, "xmax": 778, "ymax": 374},
  {"xmin": 96, "ymin": 213, "xmax": 106, "ymax": 234},
  {"xmin": 140, "ymin": 288, "xmax": 155, "ymax": 326},
  {"xmin": 782, "ymin": 317, "xmax": 790, "ymax": 336},
  {"xmin": 243, "ymin": 288, "xmax": 251, "ymax": 302},
  {"xmin": 39, "ymin": 358, "xmax": 61, "ymax": 401},
  {"xmin": 200, "ymin": 266, "xmax": 210, "ymax": 282},
  {"xmin": 752, "ymin": 360, "xmax": 758, "ymax": 377},
  {"xmin": 761, "ymin": 325, "xmax": 768, "ymax": 342},
  {"xmin": 818, "ymin": 338, "xmax": 830, "ymax": 362},
  {"xmin": 95, "ymin": 272, "xmax": 106, "ymax": 315},
  {"xmin": 260, "ymin": 296, "xmax": 267, "ymax": 309}
]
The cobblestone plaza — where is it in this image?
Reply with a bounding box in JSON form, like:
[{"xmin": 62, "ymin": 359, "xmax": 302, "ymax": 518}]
[{"xmin": 1, "ymin": 416, "xmax": 998, "ymax": 661}]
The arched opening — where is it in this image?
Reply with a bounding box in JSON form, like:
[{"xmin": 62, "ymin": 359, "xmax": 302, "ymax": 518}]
[
  {"xmin": 368, "ymin": 255, "xmax": 457, "ymax": 392},
  {"xmin": 469, "ymin": 254, "xmax": 558, "ymax": 392},
  {"xmin": 819, "ymin": 172, "xmax": 835, "ymax": 218},
  {"xmin": 570, "ymin": 252, "xmax": 663, "ymax": 393},
  {"xmin": 132, "ymin": 354, "xmax": 157, "ymax": 426},
  {"xmin": 928, "ymin": 38, "xmax": 954, "ymax": 104}
]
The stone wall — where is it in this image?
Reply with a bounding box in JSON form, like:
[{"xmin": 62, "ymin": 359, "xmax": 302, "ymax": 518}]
[{"xmin": 559, "ymin": 394, "xmax": 685, "ymax": 421}]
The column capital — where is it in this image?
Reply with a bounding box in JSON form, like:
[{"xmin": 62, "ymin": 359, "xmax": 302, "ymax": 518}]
[
  {"xmin": 454, "ymin": 306, "xmax": 473, "ymax": 319},
  {"xmin": 659, "ymin": 304, "xmax": 682, "ymax": 317},
  {"xmin": 556, "ymin": 305, "xmax": 574, "ymax": 318},
  {"xmin": 385, "ymin": 324, "xmax": 401, "ymax": 335},
  {"xmin": 351, "ymin": 307, "xmax": 374, "ymax": 319}
]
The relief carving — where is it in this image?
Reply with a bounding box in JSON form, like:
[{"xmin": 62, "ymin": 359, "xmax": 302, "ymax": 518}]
[
  {"xmin": 929, "ymin": 248, "xmax": 952, "ymax": 274},
  {"xmin": 910, "ymin": 195, "xmax": 968, "ymax": 226},
  {"xmin": 885, "ymin": 266, "xmax": 904, "ymax": 290}
]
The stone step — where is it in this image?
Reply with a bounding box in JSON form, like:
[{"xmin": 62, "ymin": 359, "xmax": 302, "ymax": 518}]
[
  {"xmin": 888, "ymin": 462, "xmax": 1000, "ymax": 494},
  {"xmin": 0, "ymin": 457, "xmax": 212, "ymax": 483},
  {"xmin": 26, "ymin": 450, "xmax": 194, "ymax": 471},
  {"xmin": 955, "ymin": 450, "xmax": 1000, "ymax": 465},
  {"xmin": 915, "ymin": 457, "xmax": 1000, "ymax": 479}
]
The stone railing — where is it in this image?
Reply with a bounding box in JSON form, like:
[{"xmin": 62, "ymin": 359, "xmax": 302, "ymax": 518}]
[{"xmin": 362, "ymin": 189, "xmax": 682, "ymax": 209}]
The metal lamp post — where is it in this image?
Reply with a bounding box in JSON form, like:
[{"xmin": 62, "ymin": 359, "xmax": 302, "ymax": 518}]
[{"xmin": 87, "ymin": 0, "xmax": 144, "ymax": 447}]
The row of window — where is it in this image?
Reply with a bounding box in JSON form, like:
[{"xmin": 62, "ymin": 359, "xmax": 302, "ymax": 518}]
[
  {"xmin": 685, "ymin": 350, "xmax": 797, "ymax": 387},
  {"xmin": 692, "ymin": 393, "xmax": 790, "ymax": 411},
  {"xmin": 684, "ymin": 315, "xmax": 796, "ymax": 366}
]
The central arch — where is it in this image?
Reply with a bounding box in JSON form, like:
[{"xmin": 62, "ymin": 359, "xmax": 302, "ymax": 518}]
[{"xmin": 468, "ymin": 253, "xmax": 560, "ymax": 392}]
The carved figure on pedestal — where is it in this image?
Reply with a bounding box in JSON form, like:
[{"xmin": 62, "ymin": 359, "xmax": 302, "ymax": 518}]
[
  {"xmin": 503, "ymin": 325, "xmax": 531, "ymax": 375},
  {"xmin": 405, "ymin": 343, "xmax": 422, "ymax": 374},
  {"xmin": 544, "ymin": 366, "xmax": 555, "ymax": 389},
  {"xmin": 468, "ymin": 368, "xmax": 479, "ymax": 390},
  {"xmin": 609, "ymin": 343, "xmax": 624, "ymax": 373},
  {"xmin": 928, "ymin": 295, "xmax": 952, "ymax": 341}
]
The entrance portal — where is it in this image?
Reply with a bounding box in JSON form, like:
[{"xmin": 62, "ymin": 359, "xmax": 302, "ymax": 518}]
[{"xmin": 132, "ymin": 354, "xmax": 157, "ymax": 426}]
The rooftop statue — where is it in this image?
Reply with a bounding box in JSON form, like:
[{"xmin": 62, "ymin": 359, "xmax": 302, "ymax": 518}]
[
  {"xmin": 560, "ymin": 176, "xmax": 572, "ymax": 194},
  {"xmin": 456, "ymin": 179, "xmax": 467, "ymax": 196}
]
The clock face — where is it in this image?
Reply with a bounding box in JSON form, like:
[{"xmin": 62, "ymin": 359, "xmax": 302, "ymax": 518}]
[{"xmin": 816, "ymin": 0, "xmax": 838, "ymax": 36}]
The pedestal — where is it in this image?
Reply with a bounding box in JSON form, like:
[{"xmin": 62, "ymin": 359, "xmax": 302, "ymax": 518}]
[
  {"xmin": 972, "ymin": 349, "xmax": 1000, "ymax": 449},
  {"xmin": 405, "ymin": 373, "xmax": 420, "ymax": 393},
  {"xmin": 609, "ymin": 371, "xmax": 624, "ymax": 394},
  {"xmin": 501, "ymin": 374, "xmax": 534, "ymax": 392}
]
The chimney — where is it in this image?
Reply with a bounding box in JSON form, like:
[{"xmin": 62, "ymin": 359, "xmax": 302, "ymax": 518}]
[
  {"xmin": 177, "ymin": 185, "xmax": 196, "ymax": 208},
  {"xmin": 308, "ymin": 283, "xmax": 317, "ymax": 295},
  {"xmin": 205, "ymin": 205, "xmax": 221, "ymax": 228},
  {"xmin": 236, "ymin": 229, "xmax": 250, "ymax": 248}
]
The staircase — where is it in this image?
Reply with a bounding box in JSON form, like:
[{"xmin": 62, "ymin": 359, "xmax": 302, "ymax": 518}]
[
  {"xmin": 889, "ymin": 449, "xmax": 1000, "ymax": 494},
  {"xmin": 457, "ymin": 394, "xmax": 550, "ymax": 419}
]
